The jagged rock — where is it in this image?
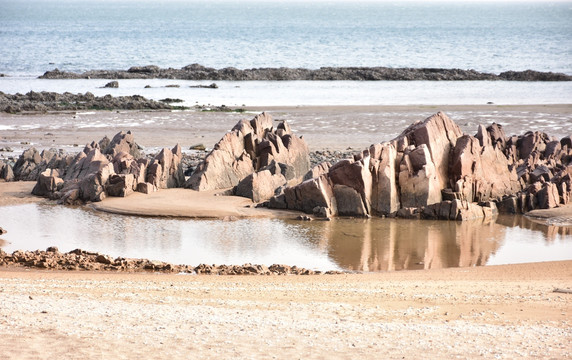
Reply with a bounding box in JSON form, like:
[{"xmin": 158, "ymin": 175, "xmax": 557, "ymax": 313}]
[
  {"xmin": 333, "ymin": 184, "xmax": 367, "ymax": 216},
  {"xmin": 395, "ymin": 111, "xmax": 463, "ymax": 190},
  {"xmin": 536, "ymin": 182, "xmax": 560, "ymax": 209},
  {"xmin": 77, "ymin": 163, "xmax": 114, "ymax": 202},
  {"xmin": 186, "ymin": 113, "xmax": 309, "ymax": 191},
  {"xmin": 31, "ymin": 169, "xmax": 63, "ymax": 197},
  {"xmin": 486, "ymin": 123, "xmax": 507, "ymax": 149},
  {"xmin": 103, "ymin": 131, "xmax": 141, "ymax": 158},
  {"xmin": 450, "ymin": 135, "xmax": 521, "ymax": 202},
  {"xmin": 12, "ymin": 147, "xmax": 41, "ymax": 180},
  {"xmin": 370, "ymin": 143, "xmax": 400, "ymax": 215},
  {"xmin": 518, "ymin": 131, "xmax": 548, "ymax": 160},
  {"xmin": 283, "ymin": 175, "xmax": 337, "ymax": 216},
  {"xmin": 561, "ymin": 135, "xmax": 572, "ymax": 149},
  {"xmin": 146, "ymin": 144, "xmax": 184, "ymax": 189},
  {"xmin": 136, "ymin": 182, "xmax": 156, "ymax": 194},
  {"xmin": 398, "ymin": 144, "xmax": 442, "ymax": 208},
  {"xmin": 303, "ymin": 161, "xmax": 331, "ymax": 181},
  {"xmin": 106, "ymin": 174, "xmax": 135, "ymax": 197},
  {"xmin": 235, "ymin": 169, "xmax": 286, "ymax": 203},
  {"xmin": 0, "ymin": 160, "xmax": 14, "ymax": 181},
  {"xmin": 328, "ymin": 157, "xmax": 372, "ymax": 214}
]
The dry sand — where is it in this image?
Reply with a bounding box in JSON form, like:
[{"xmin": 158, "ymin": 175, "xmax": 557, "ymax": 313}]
[{"xmin": 0, "ymin": 261, "xmax": 571, "ymax": 360}]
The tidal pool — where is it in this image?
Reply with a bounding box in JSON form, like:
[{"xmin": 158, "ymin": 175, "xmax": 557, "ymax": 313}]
[{"xmin": 0, "ymin": 204, "xmax": 570, "ymax": 272}]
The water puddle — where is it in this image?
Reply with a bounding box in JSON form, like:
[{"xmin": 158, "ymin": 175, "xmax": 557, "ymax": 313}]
[{"xmin": 0, "ymin": 204, "xmax": 570, "ymax": 272}]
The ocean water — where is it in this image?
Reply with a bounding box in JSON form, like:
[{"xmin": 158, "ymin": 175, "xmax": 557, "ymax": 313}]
[{"xmin": 1, "ymin": 0, "xmax": 571, "ymax": 77}]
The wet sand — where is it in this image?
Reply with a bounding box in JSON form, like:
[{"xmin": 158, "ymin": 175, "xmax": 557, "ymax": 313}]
[
  {"xmin": 1, "ymin": 104, "xmax": 570, "ymax": 155},
  {"xmin": 0, "ymin": 261, "xmax": 570, "ymax": 359}
]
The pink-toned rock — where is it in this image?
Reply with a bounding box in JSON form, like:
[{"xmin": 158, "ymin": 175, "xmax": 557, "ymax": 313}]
[
  {"xmin": 450, "ymin": 135, "xmax": 521, "ymax": 202},
  {"xmin": 486, "ymin": 123, "xmax": 507, "ymax": 149},
  {"xmin": 303, "ymin": 161, "xmax": 331, "ymax": 181},
  {"xmin": 136, "ymin": 182, "xmax": 157, "ymax": 194},
  {"xmin": 333, "ymin": 184, "xmax": 367, "ymax": 216},
  {"xmin": 235, "ymin": 169, "xmax": 286, "ymax": 203},
  {"xmin": 146, "ymin": 144, "xmax": 184, "ymax": 189},
  {"xmin": 0, "ymin": 160, "xmax": 14, "ymax": 181},
  {"xmin": 398, "ymin": 144, "xmax": 441, "ymax": 208},
  {"xmin": 106, "ymin": 174, "xmax": 135, "ymax": 197},
  {"xmin": 536, "ymin": 182, "xmax": 560, "ymax": 209},
  {"xmin": 31, "ymin": 169, "xmax": 63, "ymax": 197},
  {"xmin": 186, "ymin": 113, "xmax": 309, "ymax": 191},
  {"xmin": 102, "ymin": 130, "xmax": 141, "ymax": 158},
  {"xmin": 328, "ymin": 157, "xmax": 372, "ymax": 214},
  {"xmin": 370, "ymin": 143, "xmax": 400, "ymax": 215},
  {"xmin": 395, "ymin": 111, "xmax": 463, "ymax": 190},
  {"xmin": 282, "ymin": 175, "xmax": 337, "ymax": 216}
]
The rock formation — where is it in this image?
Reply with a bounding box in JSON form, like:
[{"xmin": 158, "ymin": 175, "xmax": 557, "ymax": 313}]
[
  {"xmin": 0, "ymin": 91, "xmax": 172, "ymax": 113},
  {"xmin": 186, "ymin": 112, "xmax": 310, "ymax": 203},
  {"xmin": 26, "ymin": 131, "xmax": 183, "ymax": 203},
  {"xmin": 269, "ymin": 112, "xmax": 572, "ymax": 220},
  {"xmin": 38, "ymin": 64, "xmax": 572, "ymax": 81},
  {"xmin": 0, "ymin": 247, "xmax": 343, "ymax": 275}
]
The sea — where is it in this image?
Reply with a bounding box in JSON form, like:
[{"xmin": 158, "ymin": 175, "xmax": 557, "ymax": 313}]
[{"xmin": 1, "ymin": 0, "xmax": 572, "ymax": 106}]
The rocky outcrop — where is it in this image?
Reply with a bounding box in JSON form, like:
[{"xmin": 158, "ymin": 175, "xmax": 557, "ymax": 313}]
[
  {"xmin": 11, "ymin": 148, "xmax": 72, "ymax": 182},
  {"xmin": 186, "ymin": 112, "xmax": 310, "ymax": 202},
  {"xmin": 0, "ymin": 91, "xmax": 172, "ymax": 113},
  {"xmin": 38, "ymin": 65, "xmax": 572, "ymax": 81},
  {"xmin": 0, "ymin": 160, "xmax": 14, "ymax": 181},
  {"xmin": 0, "ymin": 247, "xmax": 344, "ymax": 275},
  {"xmin": 146, "ymin": 145, "xmax": 185, "ymax": 189},
  {"xmin": 26, "ymin": 132, "xmax": 183, "ymax": 204},
  {"xmin": 269, "ymin": 112, "xmax": 572, "ymax": 220}
]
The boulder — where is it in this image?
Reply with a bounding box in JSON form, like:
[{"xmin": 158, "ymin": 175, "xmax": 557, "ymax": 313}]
[
  {"xmin": 136, "ymin": 182, "xmax": 156, "ymax": 194},
  {"xmin": 12, "ymin": 147, "xmax": 41, "ymax": 180},
  {"xmin": 394, "ymin": 111, "xmax": 463, "ymax": 190},
  {"xmin": 333, "ymin": 184, "xmax": 367, "ymax": 216},
  {"xmin": 536, "ymin": 182, "xmax": 560, "ymax": 209},
  {"xmin": 370, "ymin": 143, "xmax": 400, "ymax": 215},
  {"xmin": 146, "ymin": 144, "xmax": 184, "ymax": 189},
  {"xmin": 0, "ymin": 160, "xmax": 14, "ymax": 181},
  {"xmin": 398, "ymin": 144, "xmax": 441, "ymax": 208},
  {"xmin": 102, "ymin": 130, "xmax": 141, "ymax": 158},
  {"xmin": 303, "ymin": 161, "xmax": 331, "ymax": 181},
  {"xmin": 328, "ymin": 157, "xmax": 372, "ymax": 214},
  {"xmin": 106, "ymin": 174, "xmax": 135, "ymax": 197},
  {"xmin": 235, "ymin": 169, "xmax": 286, "ymax": 203},
  {"xmin": 281, "ymin": 175, "xmax": 337, "ymax": 216},
  {"xmin": 449, "ymin": 135, "xmax": 521, "ymax": 202},
  {"xmin": 31, "ymin": 169, "xmax": 64, "ymax": 197}
]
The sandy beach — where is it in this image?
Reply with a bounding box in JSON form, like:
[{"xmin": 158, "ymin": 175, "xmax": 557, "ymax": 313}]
[
  {"xmin": 1, "ymin": 104, "xmax": 571, "ymax": 359},
  {"xmin": 0, "ymin": 261, "xmax": 571, "ymax": 359}
]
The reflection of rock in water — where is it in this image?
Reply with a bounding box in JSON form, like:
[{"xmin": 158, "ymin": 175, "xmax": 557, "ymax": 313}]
[
  {"xmin": 496, "ymin": 214, "xmax": 572, "ymax": 241},
  {"xmin": 315, "ymin": 218, "xmax": 504, "ymax": 272}
]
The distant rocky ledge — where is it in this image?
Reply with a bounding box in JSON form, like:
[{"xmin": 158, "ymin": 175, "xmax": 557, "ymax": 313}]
[
  {"xmin": 38, "ymin": 64, "xmax": 572, "ymax": 81},
  {"xmin": 0, "ymin": 91, "xmax": 172, "ymax": 113}
]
